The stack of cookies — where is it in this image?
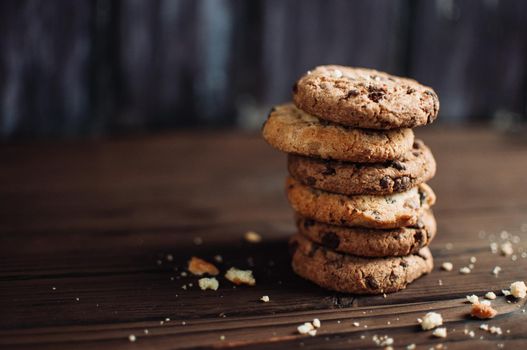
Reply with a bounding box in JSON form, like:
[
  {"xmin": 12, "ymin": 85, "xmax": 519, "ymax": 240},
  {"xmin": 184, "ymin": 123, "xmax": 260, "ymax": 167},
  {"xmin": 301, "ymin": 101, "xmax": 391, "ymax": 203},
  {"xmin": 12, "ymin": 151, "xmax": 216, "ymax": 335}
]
[{"xmin": 262, "ymin": 65, "xmax": 440, "ymax": 294}]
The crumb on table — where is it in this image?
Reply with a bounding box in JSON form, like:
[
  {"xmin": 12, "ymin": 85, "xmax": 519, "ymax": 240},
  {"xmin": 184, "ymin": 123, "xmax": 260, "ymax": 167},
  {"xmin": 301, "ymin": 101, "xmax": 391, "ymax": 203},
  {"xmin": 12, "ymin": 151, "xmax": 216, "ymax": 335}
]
[
  {"xmin": 225, "ymin": 267, "xmax": 256, "ymax": 286},
  {"xmin": 471, "ymin": 303, "xmax": 497, "ymax": 319},
  {"xmin": 419, "ymin": 312, "xmax": 443, "ymax": 330},
  {"xmin": 188, "ymin": 257, "xmax": 219, "ymax": 276},
  {"xmin": 198, "ymin": 277, "xmax": 219, "ymax": 291}
]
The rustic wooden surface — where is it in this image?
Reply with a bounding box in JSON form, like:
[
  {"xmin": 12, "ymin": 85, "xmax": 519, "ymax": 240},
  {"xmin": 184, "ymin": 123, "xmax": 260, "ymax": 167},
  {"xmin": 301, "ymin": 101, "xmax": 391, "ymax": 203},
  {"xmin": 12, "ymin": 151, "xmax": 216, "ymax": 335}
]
[{"xmin": 1, "ymin": 126, "xmax": 527, "ymax": 349}]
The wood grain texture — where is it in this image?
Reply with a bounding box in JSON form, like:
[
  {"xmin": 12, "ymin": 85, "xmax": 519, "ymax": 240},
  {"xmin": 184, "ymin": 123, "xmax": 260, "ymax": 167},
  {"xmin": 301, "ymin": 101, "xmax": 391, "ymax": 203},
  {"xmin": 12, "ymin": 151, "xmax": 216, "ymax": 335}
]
[{"xmin": 1, "ymin": 127, "xmax": 527, "ymax": 349}]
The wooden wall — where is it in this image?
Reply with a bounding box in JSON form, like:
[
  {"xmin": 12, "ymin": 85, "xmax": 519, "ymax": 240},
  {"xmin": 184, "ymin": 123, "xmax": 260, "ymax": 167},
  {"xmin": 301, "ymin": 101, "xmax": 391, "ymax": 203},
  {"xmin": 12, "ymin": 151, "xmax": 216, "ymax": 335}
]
[{"xmin": 1, "ymin": 0, "xmax": 526, "ymax": 139}]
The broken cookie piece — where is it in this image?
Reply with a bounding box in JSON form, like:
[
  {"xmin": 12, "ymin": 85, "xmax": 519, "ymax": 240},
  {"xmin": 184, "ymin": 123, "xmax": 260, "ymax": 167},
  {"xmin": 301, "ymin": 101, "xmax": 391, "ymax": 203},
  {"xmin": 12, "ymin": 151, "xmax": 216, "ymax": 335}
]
[
  {"xmin": 470, "ymin": 303, "xmax": 497, "ymax": 319},
  {"xmin": 188, "ymin": 257, "xmax": 219, "ymax": 276},
  {"xmin": 510, "ymin": 281, "xmax": 527, "ymax": 299},
  {"xmin": 198, "ymin": 277, "xmax": 219, "ymax": 291},
  {"xmin": 225, "ymin": 267, "xmax": 256, "ymax": 286}
]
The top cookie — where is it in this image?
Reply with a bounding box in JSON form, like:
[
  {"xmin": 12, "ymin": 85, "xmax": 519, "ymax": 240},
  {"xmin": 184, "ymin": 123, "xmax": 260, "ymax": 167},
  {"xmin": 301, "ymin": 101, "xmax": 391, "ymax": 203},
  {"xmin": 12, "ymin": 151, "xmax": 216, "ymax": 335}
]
[{"xmin": 293, "ymin": 65, "xmax": 440, "ymax": 129}]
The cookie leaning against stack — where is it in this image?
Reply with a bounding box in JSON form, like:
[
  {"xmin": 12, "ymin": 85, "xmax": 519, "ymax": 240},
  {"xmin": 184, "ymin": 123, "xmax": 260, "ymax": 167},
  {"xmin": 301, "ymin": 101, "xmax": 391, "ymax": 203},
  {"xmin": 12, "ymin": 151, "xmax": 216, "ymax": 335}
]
[{"xmin": 262, "ymin": 65, "xmax": 440, "ymax": 294}]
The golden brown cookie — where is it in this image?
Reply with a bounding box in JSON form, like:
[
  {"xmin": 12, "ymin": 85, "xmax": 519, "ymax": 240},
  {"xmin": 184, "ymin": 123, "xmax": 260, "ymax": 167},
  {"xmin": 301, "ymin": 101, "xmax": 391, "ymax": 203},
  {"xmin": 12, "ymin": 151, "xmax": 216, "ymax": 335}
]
[
  {"xmin": 262, "ymin": 103, "xmax": 414, "ymax": 162},
  {"xmin": 289, "ymin": 234, "xmax": 433, "ymax": 294},
  {"xmin": 293, "ymin": 65, "xmax": 439, "ymax": 129},
  {"xmin": 285, "ymin": 176, "xmax": 436, "ymax": 229},
  {"xmin": 296, "ymin": 209, "xmax": 436, "ymax": 257},
  {"xmin": 287, "ymin": 139, "xmax": 436, "ymax": 195}
]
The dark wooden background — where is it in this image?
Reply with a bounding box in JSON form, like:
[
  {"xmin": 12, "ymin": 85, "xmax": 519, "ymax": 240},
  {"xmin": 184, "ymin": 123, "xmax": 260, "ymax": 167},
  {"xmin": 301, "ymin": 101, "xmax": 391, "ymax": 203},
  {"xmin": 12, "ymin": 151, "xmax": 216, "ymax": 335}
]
[{"xmin": 1, "ymin": 0, "xmax": 527, "ymax": 140}]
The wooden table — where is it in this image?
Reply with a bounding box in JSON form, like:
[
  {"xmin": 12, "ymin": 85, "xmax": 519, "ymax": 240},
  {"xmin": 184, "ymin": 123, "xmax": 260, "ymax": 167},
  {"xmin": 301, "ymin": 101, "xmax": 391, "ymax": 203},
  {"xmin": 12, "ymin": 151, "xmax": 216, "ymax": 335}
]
[{"xmin": 1, "ymin": 127, "xmax": 526, "ymax": 349}]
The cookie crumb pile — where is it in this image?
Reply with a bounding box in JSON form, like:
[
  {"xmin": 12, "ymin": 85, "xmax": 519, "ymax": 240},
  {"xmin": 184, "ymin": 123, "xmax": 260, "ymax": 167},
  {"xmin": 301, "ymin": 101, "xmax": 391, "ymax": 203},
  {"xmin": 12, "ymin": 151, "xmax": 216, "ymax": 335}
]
[{"xmin": 263, "ymin": 65, "xmax": 440, "ymax": 294}]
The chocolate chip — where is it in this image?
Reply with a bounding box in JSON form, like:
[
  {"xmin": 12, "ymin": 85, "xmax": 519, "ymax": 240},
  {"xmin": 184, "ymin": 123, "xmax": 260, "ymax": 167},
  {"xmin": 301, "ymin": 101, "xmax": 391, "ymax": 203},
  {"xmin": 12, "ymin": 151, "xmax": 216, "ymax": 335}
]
[
  {"xmin": 367, "ymin": 86, "xmax": 385, "ymax": 102},
  {"xmin": 427, "ymin": 114, "xmax": 433, "ymax": 124},
  {"xmin": 288, "ymin": 240, "xmax": 299, "ymax": 256},
  {"xmin": 413, "ymin": 141, "xmax": 422, "ymax": 149},
  {"xmin": 369, "ymin": 92, "xmax": 383, "ymax": 102},
  {"xmin": 390, "ymin": 160, "xmax": 406, "ymax": 171},
  {"xmin": 344, "ymin": 89, "xmax": 359, "ymax": 99},
  {"xmin": 414, "ymin": 230, "xmax": 424, "ymax": 245},
  {"xmin": 321, "ymin": 232, "xmax": 340, "ymax": 250},
  {"xmin": 379, "ymin": 175, "xmax": 391, "ymax": 189},
  {"xmin": 365, "ymin": 276, "xmax": 380, "ymax": 290},
  {"xmin": 305, "ymin": 176, "xmax": 316, "ymax": 186},
  {"xmin": 322, "ymin": 165, "xmax": 336, "ymax": 176},
  {"xmin": 419, "ymin": 190, "xmax": 427, "ymax": 206},
  {"xmin": 393, "ymin": 176, "xmax": 411, "ymax": 192},
  {"xmin": 424, "ymin": 91, "xmax": 439, "ymax": 119},
  {"xmin": 385, "ymin": 197, "xmax": 396, "ymax": 204},
  {"xmin": 292, "ymin": 83, "xmax": 298, "ymax": 93},
  {"xmin": 407, "ymin": 87, "xmax": 415, "ymax": 94},
  {"xmin": 400, "ymin": 260, "xmax": 408, "ymax": 267},
  {"xmin": 303, "ymin": 219, "xmax": 315, "ymax": 229}
]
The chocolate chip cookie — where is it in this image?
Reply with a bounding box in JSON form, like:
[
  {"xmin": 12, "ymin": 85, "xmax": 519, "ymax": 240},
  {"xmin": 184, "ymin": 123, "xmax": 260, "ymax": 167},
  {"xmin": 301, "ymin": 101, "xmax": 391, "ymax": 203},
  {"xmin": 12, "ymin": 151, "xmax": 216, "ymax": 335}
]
[
  {"xmin": 293, "ymin": 65, "xmax": 439, "ymax": 129},
  {"xmin": 286, "ymin": 176, "xmax": 436, "ymax": 229},
  {"xmin": 296, "ymin": 209, "xmax": 436, "ymax": 257},
  {"xmin": 287, "ymin": 139, "xmax": 436, "ymax": 195},
  {"xmin": 289, "ymin": 234, "xmax": 433, "ymax": 294},
  {"xmin": 262, "ymin": 103, "xmax": 414, "ymax": 162}
]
